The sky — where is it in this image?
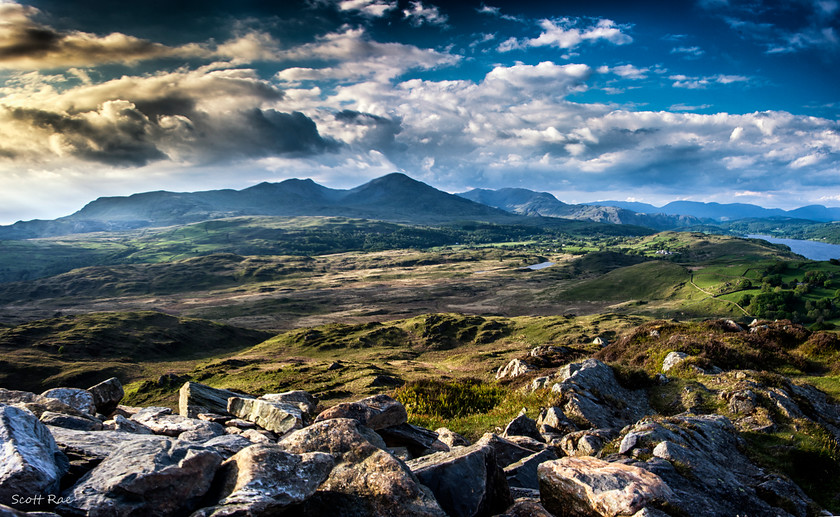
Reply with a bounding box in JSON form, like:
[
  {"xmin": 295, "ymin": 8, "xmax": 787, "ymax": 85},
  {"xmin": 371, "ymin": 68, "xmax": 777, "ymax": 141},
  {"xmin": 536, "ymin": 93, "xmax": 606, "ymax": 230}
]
[{"xmin": 0, "ymin": 0, "xmax": 838, "ymax": 223}]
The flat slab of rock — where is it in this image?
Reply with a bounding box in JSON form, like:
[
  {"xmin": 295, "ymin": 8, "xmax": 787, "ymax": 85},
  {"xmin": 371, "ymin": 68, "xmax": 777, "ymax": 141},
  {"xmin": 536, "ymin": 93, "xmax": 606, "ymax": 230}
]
[
  {"xmin": 0, "ymin": 405, "xmax": 68, "ymax": 509},
  {"xmin": 38, "ymin": 412, "xmax": 101, "ymax": 432},
  {"xmin": 196, "ymin": 444, "xmax": 333, "ymax": 515},
  {"xmin": 86, "ymin": 378, "xmax": 124, "ymax": 415},
  {"xmin": 538, "ymin": 456, "xmax": 674, "ymax": 517},
  {"xmin": 377, "ymin": 423, "xmax": 440, "ymax": 457},
  {"xmin": 504, "ymin": 449, "xmax": 558, "ymax": 490},
  {"xmin": 39, "ymin": 389, "xmax": 95, "ymax": 417},
  {"xmin": 227, "ymin": 397, "xmax": 304, "ymax": 435},
  {"xmin": 408, "ymin": 440, "xmax": 512, "ymax": 517},
  {"xmin": 279, "ymin": 418, "xmax": 446, "ymax": 517},
  {"xmin": 57, "ymin": 438, "xmax": 221, "ymax": 516},
  {"xmin": 131, "ymin": 406, "xmax": 225, "ymax": 438},
  {"xmin": 179, "ymin": 382, "xmax": 250, "ymax": 419},
  {"xmin": 314, "ymin": 394, "xmax": 407, "ymax": 430}
]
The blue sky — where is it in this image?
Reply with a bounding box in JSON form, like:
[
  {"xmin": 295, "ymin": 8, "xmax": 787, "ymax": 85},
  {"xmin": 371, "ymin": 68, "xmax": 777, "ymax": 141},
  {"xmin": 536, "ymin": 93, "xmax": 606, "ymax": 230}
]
[{"xmin": 0, "ymin": 0, "xmax": 838, "ymax": 222}]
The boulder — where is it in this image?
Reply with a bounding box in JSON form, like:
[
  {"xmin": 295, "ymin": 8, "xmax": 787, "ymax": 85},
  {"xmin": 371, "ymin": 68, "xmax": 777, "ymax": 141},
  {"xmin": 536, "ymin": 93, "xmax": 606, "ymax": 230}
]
[
  {"xmin": 227, "ymin": 397, "xmax": 304, "ymax": 435},
  {"xmin": 495, "ymin": 359, "xmax": 534, "ymax": 380},
  {"xmin": 279, "ymin": 418, "xmax": 445, "ymax": 517},
  {"xmin": 616, "ymin": 414, "xmax": 819, "ymax": 516},
  {"xmin": 550, "ymin": 359, "xmax": 651, "ymax": 430},
  {"xmin": 314, "ymin": 394, "xmax": 407, "ymax": 430},
  {"xmin": 39, "ymin": 388, "xmax": 95, "ymax": 416},
  {"xmin": 536, "ymin": 406, "xmax": 578, "ymax": 438},
  {"xmin": 496, "ymin": 498, "xmax": 555, "ymax": 517},
  {"xmin": 260, "ymin": 390, "xmax": 318, "ymax": 418},
  {"xmin": 131, "ymin": 406, "xmax": 225, "ymax": 438},
  {"xmin": 435, "ymin": 427, "xmax": 470, "ymax": 448},
  {"xmin": 474, "ymin": 433, "xmax": 535, "ymax": 469},
  {"xmin": 377, "ymin": 423, "xmax": 441, "ymax": 458},
  {"xmin": 195, "ymin": 444, "xmax": 333, "ymax": 516},
  {"xmin": 102, "ymin": 414, "xmax": 153, "ymax": 434},
  {"xmin": 502, "ymin": 411, "xmax": 543, "ymax": 442},
  {"xmin": 559, "ymin": 428, "xmax": 618, "ymax": 457},
  {"xmin": 57, "ymin": 439, "xmax": 221, "ymax": 516},
  {"xmin": 0, "ymin": 405, "xmax": 68, "ymax": 509},
  {"xmin": 407, "ymin": 440, "xmax": 512, "ymax": 517},
  {"xmin": 538, "ymin": 456, "xmax": 675, "ymax": 517},
  {"xmin": 38, "ymin": 411, "xmax": 101, "ymax": 431},
  {"xmin": 86, "ymin": 378, "xmax": 124, "ymax": 415},
  {"xmin": 504, "ymin": 449, "xmax": 558, "ymax": 490},
  {"xmin": 661, "ymin": 351, "xmax": 688, "ymax": 373},
  {"xmin": 179, "ymin": 382, "xmax": 250, "ymax": 419},
  {"xmin": 203, "ymin": 435, "xmax": 253, "ymax": 460}
]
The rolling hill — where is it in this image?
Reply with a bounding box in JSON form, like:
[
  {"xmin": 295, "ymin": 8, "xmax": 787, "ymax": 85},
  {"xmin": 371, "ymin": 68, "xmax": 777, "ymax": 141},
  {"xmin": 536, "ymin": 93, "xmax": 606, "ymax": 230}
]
[{"xmin": 588, "ymin": 200, "xmax": 840, "ymax": 222}]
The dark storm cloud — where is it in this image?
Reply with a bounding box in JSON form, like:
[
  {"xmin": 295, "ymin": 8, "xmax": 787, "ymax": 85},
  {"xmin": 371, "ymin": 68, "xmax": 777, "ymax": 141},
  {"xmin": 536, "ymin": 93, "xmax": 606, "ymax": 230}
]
[{"xmin": 242, "ymin": 109, "xmax": 336, "ymax": 156}]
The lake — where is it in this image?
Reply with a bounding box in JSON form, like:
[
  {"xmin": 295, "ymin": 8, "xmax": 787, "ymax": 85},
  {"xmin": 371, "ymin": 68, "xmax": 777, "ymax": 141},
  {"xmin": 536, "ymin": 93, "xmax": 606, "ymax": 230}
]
[
  {"xmin": 521, "ymin": 261, "xmax": 555, "ymax": 270},
  {"xmin": 747, "ymin": 234, "xmax": 840, "ymax": 261}
]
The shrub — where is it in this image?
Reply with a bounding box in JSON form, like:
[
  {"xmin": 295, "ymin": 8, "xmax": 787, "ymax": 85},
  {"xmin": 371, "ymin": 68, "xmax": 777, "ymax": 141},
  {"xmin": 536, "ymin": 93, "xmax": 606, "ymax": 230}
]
[{"xmin": 394, "ymin": 378, "xmax": 506, "ymax": 419}]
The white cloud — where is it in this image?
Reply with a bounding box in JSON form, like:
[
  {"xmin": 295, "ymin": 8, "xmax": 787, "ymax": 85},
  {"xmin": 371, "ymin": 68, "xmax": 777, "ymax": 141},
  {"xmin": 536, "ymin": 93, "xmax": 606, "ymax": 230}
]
[
  {"xmin": 499, "ymin": 17, "xmax": 632, "ymax": 52},
  {"xmin": 339, "ymin": 0, "xmax": 397, "ymax": 17},
  {"xmin": 610, "ymin": 64, "xmax": 649, "ymax": 79},
  {"xmin": 403, "ymin": 1, "xmax": 448, "ymax": 27},
  {"xmin": 670, "ymin": 46, "xmax": 705, "ymax": 58}
]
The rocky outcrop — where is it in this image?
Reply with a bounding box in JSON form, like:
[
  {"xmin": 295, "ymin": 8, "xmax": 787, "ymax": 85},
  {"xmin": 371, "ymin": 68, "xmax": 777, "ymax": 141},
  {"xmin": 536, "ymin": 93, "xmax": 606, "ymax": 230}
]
[
  {"xmin": 538, "ymin": 456, "xmax": 675, "ymax": 517},
  {"xmin": 502, "ymin": 411, "xmax": 542, "ymax": 442},
  {"xmin": 259, "ymin": 390, "xmax": 318, "ymax": 420},
  {"xmin": 313, "ymin": 394, "xmax": 407, "ymax": 430},
  {"xmin": 615, "ymin": 414, "xmax": 818, "ymax": 516},
  {"xmin": 86, "ymin": 378, "xmax": 124, "ymax": 415},
  {"xmin": 195, "ymin": 444, "xmax": 334, "ymax": 516},
  {"xmin": 549, "ymin": 359, "xmax": 651, "ymax": 430},
  {"xmin": 408, "ymin": 440, "xmax": 512, "ymax": 517},
  {"xmin": 57, "ymin": 439, "xmax": 221, "ymax": 516},
  {"xmin": 503, "ymin": 449, "xmax": 557, "ymax": 490},
  {"xmin": 279, "ymin": 418, "xmax": 446, "ymax": 517},
  {"xmin": 0, "ymin": 405, "xmax": 68, "ymax": 509},
  {"xmin": 227, "ymin": 397, "xmax": 304, "ymax": 435}
]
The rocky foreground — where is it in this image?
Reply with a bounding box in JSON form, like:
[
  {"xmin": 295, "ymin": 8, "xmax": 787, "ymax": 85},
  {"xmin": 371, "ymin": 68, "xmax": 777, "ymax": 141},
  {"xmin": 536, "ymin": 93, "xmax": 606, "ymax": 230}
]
[{"xmin": 0, "ymin": 354, "xmax": 837, "ymax": 516}]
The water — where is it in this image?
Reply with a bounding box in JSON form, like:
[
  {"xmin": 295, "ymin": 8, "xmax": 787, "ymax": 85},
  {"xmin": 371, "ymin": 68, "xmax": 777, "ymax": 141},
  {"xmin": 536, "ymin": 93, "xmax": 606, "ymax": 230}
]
[
  {"xmin": 747, "ymin": 234, "xmax": 840, "ymax": 261},
  {"xmin": 521, "ymin": 261, "xmax": 555, "ymax": 270}
]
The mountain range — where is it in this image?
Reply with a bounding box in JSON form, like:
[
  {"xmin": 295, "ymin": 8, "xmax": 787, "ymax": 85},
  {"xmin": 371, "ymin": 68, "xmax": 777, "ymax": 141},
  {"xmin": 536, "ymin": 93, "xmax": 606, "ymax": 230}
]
[
  {"xmin": 585, "ymin": 200, "xmax": 840, "ymax": 222},
  {"xmin": 2, "ymin": 172, "xmax": 839, "ymax": 240}
]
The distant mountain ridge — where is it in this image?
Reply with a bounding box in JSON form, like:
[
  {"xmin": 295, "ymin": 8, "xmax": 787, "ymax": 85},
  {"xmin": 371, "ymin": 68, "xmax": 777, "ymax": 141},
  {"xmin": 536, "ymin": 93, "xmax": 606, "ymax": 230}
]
[
  {"xmin": 458, "ymin": 188, "xmax": 707, "ymax": 230},
  {"xmin": 586, "ymin": 200, "xmax": 840, "ymax": 223},
  {"xmin": 0, "ymin": 173, "xmax": 519, "ymax": 239}
]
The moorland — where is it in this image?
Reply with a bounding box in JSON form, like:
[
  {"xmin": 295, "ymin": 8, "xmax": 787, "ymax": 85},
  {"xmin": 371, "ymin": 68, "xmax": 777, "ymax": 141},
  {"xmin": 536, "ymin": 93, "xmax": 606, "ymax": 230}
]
[{"xmin": 5, "ymin": 173, "xmax": 840, "ymax": 512}]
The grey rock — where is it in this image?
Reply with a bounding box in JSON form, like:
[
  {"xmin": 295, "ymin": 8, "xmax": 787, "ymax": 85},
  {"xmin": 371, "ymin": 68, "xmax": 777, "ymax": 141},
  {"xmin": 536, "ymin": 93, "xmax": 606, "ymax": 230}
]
[
  {"xmin": 227, "ymin": 397, "xmax": 304, "ymax": 435},
  {"xmin": 377, "ymin": 423, "xmax": 440, "ymax": 457},
  {"xmin": 537, "ymin": 406, "xmax": 578, "ymax": 437},
  {"xmin": 495, "ymin": 359, "xmax": 534, "ymax": 380},
  {"xmin": 0, "ymin": 405, "xmax": 68, "ymax": 509},
  {"xmin": 39, "ymin": 389, "xmax": 95, "ymax": 416},
  {"xmin": 503, "ymin": 411, "xmax": 543, "ymax": 442},
  {"xmin": 435, "ymin": 427, "xmax": 470, "ymax": 448},
  {"xmin": 504, "ymin": 435, "xmax": 549, "ymax": 453},
  {"xmin": 408, "ymin": 440, "xmax": 512, "ymax": 517},
  {"xmin": 131, "ymin": 406, "xmax": 225, "ymax": 438},
  {"xmin": 38, "ymin": 411, "xmax": 101, "ymax": 431},
  {"xmin": 559, "ymin": 428, "xmax": 617, "ymax": 457},
  {"xmin": 313, "ymin": 394, "xmax": 407, "ymax": 430},
  {"xmin": 195, "ymin": 444, "xmax": 333, "ymax": 516},
  {"xmin": 538, "ymin": 456, "xmax": 675, "ymax": 517},
  {"xmin": 57, "ymin": 438, "xmax": 221, "ymax": 517},
  {"xmin": 225, "ymin": 419, "xmax": 256, "ymax": 429},
  {"xmin": 179, "ymin": 382, "xmax": 251, "ymax": 419},
  {"xmin": 475, "ymin": 433, "xmax": 535, "ymax": 469},
  {"xmin": 260, "ymin": 390, "xmax": 318, "ymax": 418},
  {"xmin": 616, "ymin": 414, "xmax": 819, "ymax": 516},
  {"xmin": 240, "ymin": 429, "xmax": 276, "ymax": 444},
  {"xmin": 102, "ymin": 414, "xmax": 153, "ymax": 434},
  {"xmin": 496, "ymin": 498, "xmax": 555, "ymax": 517},
  {"xmin": 549, "ymin": 359, "xmax": 651, "ymax": 430},
  {"xmin": 203, "ymin": 435, "xmax": 253, "ymax": 460},
  {"xmin": 86, "ymin": 378, "xmax": 124, "ymax": 415},
  {"xmin": 504, "ymin": 449, "xmax": 558, "ymax": 490},
  {"xmin": 661, "ymin": 351, "xmax": 688, "ymax": 373},
  {"xmin": 279, "ymin": 418, "xmax": 445, "ymax": 517}
]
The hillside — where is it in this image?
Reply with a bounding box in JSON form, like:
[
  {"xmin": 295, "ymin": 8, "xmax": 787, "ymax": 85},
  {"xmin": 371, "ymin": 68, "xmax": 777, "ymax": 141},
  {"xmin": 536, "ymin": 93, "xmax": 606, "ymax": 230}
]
[
  {"xmin": 590, "ymin": 199, "xmax": 840, "ymax": 222},
  {"xmin": 459, "ymin": 187, "xmax": 706, "ymax": 229}
]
